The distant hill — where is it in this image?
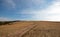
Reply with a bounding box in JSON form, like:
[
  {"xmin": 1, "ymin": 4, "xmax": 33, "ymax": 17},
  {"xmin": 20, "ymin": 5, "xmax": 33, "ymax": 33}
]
[
  {"xmin": 0, "ymin": 20, "xmax": 21, "ymax": 25},
  {"xmin": 0, "ymin": 21, "xmax": 60, "ymax": 25}
]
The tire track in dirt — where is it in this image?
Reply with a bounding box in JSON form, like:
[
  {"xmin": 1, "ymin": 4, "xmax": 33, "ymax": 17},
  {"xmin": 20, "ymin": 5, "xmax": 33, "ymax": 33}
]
[
  {"xmin": 19, "ymin": 24, "xmax": 37, "ymax": 37},
  {"xmin": 22, "ymin": 24, "xmax": 60, "ymax": 37},
  {"xmin": 7, "ymin": 24, "xmax": 37, "ymax": 37}
]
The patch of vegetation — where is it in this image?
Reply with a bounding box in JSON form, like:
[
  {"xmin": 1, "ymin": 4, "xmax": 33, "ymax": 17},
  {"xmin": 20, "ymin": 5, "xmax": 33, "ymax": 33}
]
[
  {"xmin": 0, "ymin": 21, "xmax": 20, "ymax": 25},
  {"xmin": 0, "ymin": 21, "xmax": 11, "ymax": 25}
]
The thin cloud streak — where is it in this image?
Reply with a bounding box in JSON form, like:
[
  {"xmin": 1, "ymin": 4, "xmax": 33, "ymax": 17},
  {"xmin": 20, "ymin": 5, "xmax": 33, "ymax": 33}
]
[
  {"xmin": 0, "ymin": 17, "xmax": 12, "ymax": 21},
  {"xmin": 4, "ymin": 0, "xmax": 16, "ymax": 8},
  {"xmin": 32, "ymin": 0, "xmax": 45, "ymax": 5}
]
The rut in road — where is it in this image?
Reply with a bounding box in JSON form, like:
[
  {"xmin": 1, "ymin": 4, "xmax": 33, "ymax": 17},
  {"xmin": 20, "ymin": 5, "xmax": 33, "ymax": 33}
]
[
  {"xmin": 7, "ymin": 24, "xmax": 37, "ymax": 37},
  {"xmin": 19, "ymin": 24, "xmax": 37, "ymax": 37},
  {"xmin": 22, "ymin": 24, "xmax": 60, "ymax": 37}
]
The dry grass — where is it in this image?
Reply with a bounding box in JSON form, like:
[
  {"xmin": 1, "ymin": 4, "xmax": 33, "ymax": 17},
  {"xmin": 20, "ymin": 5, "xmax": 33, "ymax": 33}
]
[
  {"xmin": 0, "ymin": 21, "xmax": 34, "ymax": 37},
  {"xmin": 22, "ymin": 21, "xmax": 60, "ymax": 37},
  {"xmin": 0, "ymin": 21, "xmax": 60, "ymax": 37}
]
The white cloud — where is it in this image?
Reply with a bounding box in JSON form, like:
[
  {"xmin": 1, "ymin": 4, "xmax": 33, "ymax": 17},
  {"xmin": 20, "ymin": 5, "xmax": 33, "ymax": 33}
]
[
  {"xmin": 45, "ymin": 16, "xmax": 60, "ymax": 21},
  {"xmin": 31, "ymin": 0, "xmax": 60, "ymax": 21},
  {"xmin": 4, "ymin": 0, "xmax": 16, "ymax": 8},
  {"xmin": 47, "ymin": 2, "xmax": 60, "ymax": 14},
  {"xmin": 18, "ymin": 9, "xmax": 34, "ymax": 14},
  {"xmin": 54, "ymin": 0, "xmax": 60, "ymax": 2},
  {"xmin": 32, "ymin": 0, "xmax": 45, "ymax": 5},
  {"xmin": 43, "ymin": 1, "xmax": 60, "ymax": 21},
  {"xmin": 17, "ymin": 0, "xmax": 60, "ymax": 21},
  {"xmin": 0, "ymin": 17, "xmax": 12, "ymax": 21}
]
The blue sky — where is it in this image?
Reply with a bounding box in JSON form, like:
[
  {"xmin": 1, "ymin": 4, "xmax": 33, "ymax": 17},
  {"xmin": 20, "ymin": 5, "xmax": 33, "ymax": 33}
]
[{"xmin": 0, "ymin": 0, "xmax": 60, "ymax": 21}]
